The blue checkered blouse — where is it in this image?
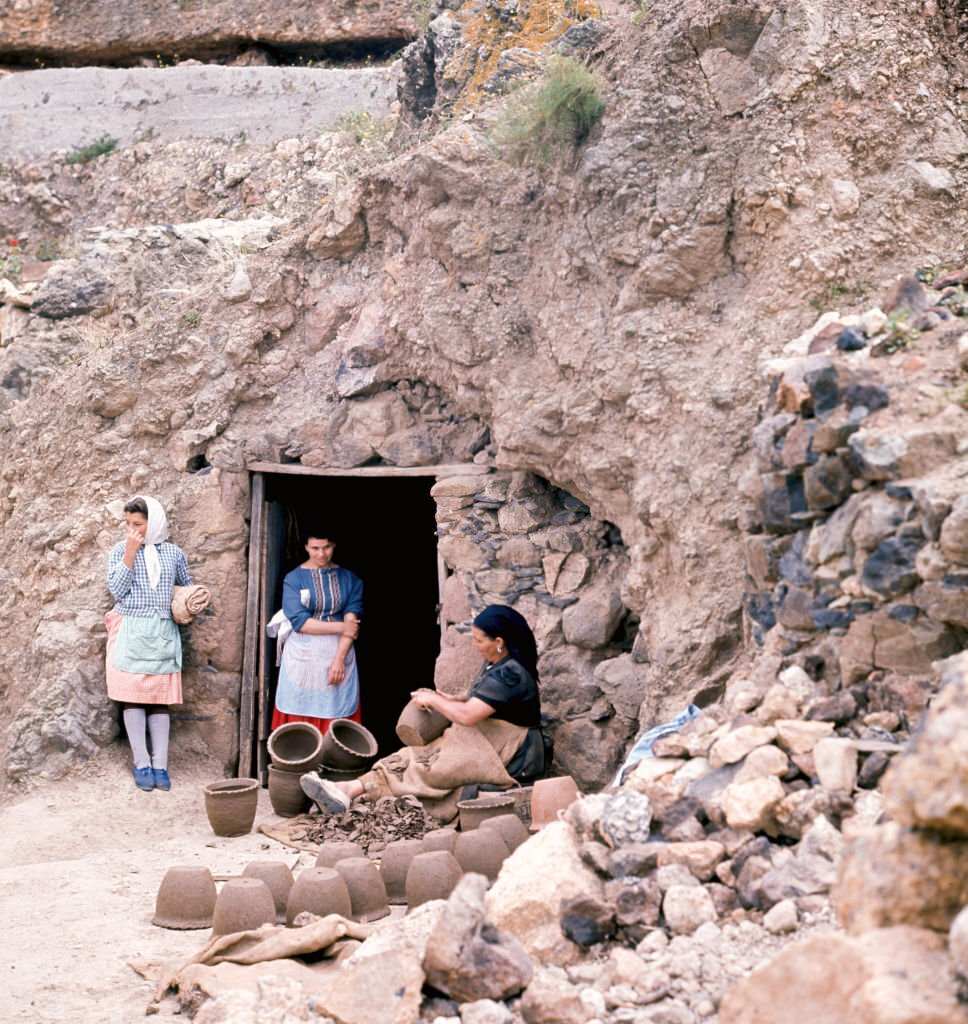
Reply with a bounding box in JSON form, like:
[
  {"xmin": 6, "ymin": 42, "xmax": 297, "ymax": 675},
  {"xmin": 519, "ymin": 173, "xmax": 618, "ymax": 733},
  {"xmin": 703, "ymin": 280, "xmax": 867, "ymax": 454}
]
[{"xmin": 107, "ymin": 542, "xmax": 192, "ymax": 619}]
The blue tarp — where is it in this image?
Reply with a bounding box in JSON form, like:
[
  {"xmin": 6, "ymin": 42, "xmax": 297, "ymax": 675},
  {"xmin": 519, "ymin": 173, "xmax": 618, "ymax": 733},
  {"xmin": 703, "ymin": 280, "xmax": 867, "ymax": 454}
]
[{"xmin": 613, "ymin": 704, "xmax": 702, "ymax": 787}]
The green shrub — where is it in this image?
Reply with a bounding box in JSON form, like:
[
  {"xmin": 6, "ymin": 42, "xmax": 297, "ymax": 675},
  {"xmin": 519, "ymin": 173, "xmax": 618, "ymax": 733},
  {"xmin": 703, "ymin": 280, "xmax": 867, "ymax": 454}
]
[
  {"xmin": 65, "ymin": 134, "xmax": 118, "ymax": 165},
  {"xmin": 492, "ymin": 55, "xmax": 605, "ymax": 166}
]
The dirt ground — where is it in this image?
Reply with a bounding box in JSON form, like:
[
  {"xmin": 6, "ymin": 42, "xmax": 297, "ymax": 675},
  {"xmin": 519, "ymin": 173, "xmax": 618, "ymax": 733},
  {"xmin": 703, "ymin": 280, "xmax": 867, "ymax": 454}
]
[{"xmin": 0, "ymin": 746, "xmax": 321, "ymax": 1024}]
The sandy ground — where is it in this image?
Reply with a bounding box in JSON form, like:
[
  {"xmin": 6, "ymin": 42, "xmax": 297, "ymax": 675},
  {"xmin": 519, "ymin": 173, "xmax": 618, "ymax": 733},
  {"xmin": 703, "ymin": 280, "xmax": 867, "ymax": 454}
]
[{"xmin": 0, "ymin": 747, "xmax": 321, "ymax": 1024}]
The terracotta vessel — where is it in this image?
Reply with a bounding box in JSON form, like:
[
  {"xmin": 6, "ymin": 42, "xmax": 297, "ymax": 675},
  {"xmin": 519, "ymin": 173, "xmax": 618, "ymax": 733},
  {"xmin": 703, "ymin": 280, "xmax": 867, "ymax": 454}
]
[
  {"xmin": 457, "ymin": 793, "xmax": 515, "ymax": 831},
  {"xmin": 204, "ymin": 778, "xmax": 260, "ymax": 837},
  {"xmin": 405, "ymin": 851, "xmax": 463, "ymax": 908},
  {"xmin": 266, "ymin": 722, "xmax": 324, "ymax": 773},
  {"xmin": 379, "ymin": 838, "xmax": 424, "ymax": 904},
  {"xmin": 242, "ymin": 861, "xmax": 295, "ymax": 923},
  {"xmin": 480, "ymin": 813, "xmax": 530, "ymax": 852},
  {"xmin": 334, "ymin": 856, "xmax": 390, "ymax": 922},
  {"xmin": 421, "ymin": 828, "xmax": 458, "ymax": 854},
  {"xmin": 286, "ymin": 867, "xmax": 352, "ymax": 924},
  {"xmin": 152, "ymin": 865, "xmax": 217, "ymax": 929},
  {"xmin": 530, "ymin": 775, "xmax": 580, "ymax": 831},
  {"xmin": 320, "ymin": 719, "xmax": 378, "ymax": 770},
  {"xmin": 315, "ymin": 841, "xmax": 364, "ymax": 868},
  {"xmin": 395, "ymin": 699, "xmax": 449, "ymax": 747},
  {"xmin": 316, "ymin": 762, "xmax": 366, "ymax": 782},
  {"xmin": 267, "ymin": 765, "xmax": 311, "ymax": 817},
  {"xmin": 454, "ymin": 829, "xmax": 509, "ymax": 882},
  {"xmin": 211, "ymin": 878, "xmax": 276, "ymax": 936}
]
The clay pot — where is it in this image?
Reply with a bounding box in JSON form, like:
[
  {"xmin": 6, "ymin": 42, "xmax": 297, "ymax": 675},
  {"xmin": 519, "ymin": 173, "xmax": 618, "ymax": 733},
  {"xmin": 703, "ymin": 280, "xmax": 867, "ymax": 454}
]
[
  {"xmin": 211, "ymin": 878, "xmax": 276, "ymax": 937},
  {"xmin": 480, "ymin": 813, "xmax": 530, "ymax": 853},
  {"xmin": 530, "ymin": 775, "xmax": 580, "ymax": 831},
  {"xmin": 454, "ymin": 829, "xmax": 510, "ymax": 882},
  {"xmin": 380, "ymin": 838, "xmax": 424, "ymax": 904},
  {"xmin": 316, "ymin": 763, "xmax": 367, "ymax": 782},
  {"xmin": 405, "ymin": 851, "xmax": 463, "ymax": 909},
  {"xmin": 286, "ymin": 867, "xmax": 352, "ymax": 924},
  {"xmin": 242, "ymin": 861, "xmax": 295, "ymax": 924},
  {"xmin": 334, "ymin": 856, "xmax": 390, "ymax": 922},
  {"xmin": 267, "ymin": 765, "xmax": 311, "ymax": 817},
  {"xmin": 457, "ymin": 793, "xmax": 516, "ymax": 831},
  {"xmin": 320, "ymin": 719, "xmax": 378, "ymax": 770},
  {"xmin": 421, "ymin": 828, "xmax": 458, "ymax": 854},
  {"xmin": 203, "ymin": 778, "xmax": 260, "ymax": 837},
  {"xmin": 152, "ymin": 865, "xmax": 217, "ymax": 929},
  {"xmin": 395, "ymin": 699, "xmax": 449, "ymax": 747},
  {"xmin": 267, "ymin": 722, "xmax": 324, "ymax": 773},
  {"xmin": 315, "ymin": 841, "xmax": 365, "ymax": 868}
]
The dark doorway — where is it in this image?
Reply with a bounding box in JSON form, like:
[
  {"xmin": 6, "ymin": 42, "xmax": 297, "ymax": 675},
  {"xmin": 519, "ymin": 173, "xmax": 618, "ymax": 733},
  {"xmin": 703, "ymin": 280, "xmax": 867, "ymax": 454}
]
[{"xmin": 257, "ymin": 473, "xmax": 441, "ymax": 767}]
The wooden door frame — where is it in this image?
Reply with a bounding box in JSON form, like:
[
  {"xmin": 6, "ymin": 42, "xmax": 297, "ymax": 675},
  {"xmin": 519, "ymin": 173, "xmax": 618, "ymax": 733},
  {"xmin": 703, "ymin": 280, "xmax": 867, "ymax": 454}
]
[{"xmin": 237, "ymin": 461, "xmax": 488, "ymax": 778}]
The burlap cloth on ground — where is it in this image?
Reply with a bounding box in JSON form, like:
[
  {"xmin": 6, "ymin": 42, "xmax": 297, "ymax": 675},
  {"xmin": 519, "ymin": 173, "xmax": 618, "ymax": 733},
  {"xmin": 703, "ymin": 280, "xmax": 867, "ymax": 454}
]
[{"xmin": 171, "ymin": 584, "xmax": 212, "ymax": 624}]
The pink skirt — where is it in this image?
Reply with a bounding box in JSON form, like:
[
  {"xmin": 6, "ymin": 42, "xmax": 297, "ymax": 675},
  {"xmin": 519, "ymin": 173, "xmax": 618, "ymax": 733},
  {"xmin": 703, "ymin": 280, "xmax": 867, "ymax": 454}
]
[{"xmin": 104, "ymin": 610, "xmax": 182, "ymax": 705}]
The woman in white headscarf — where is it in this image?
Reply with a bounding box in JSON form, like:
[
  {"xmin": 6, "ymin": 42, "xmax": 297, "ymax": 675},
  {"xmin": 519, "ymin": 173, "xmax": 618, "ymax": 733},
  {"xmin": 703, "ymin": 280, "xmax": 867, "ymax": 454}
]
[{"xmin": 105, "ymin": 496, "xmax": 192, "ymax": 792}]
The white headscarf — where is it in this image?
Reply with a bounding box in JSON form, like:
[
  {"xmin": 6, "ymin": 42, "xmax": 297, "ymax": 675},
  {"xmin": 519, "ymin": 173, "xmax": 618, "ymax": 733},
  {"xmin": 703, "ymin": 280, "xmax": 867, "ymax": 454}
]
[{"xmin": 134, "ymin": 495, "xmax": 169, "ymax": 590}]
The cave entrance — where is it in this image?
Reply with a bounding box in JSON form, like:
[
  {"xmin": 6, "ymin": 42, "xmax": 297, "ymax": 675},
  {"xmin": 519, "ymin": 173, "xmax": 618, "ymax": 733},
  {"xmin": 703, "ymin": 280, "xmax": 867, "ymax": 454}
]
[{"xmin": 239, "ymin": 462, "xmax": 484, "ymax": 781}]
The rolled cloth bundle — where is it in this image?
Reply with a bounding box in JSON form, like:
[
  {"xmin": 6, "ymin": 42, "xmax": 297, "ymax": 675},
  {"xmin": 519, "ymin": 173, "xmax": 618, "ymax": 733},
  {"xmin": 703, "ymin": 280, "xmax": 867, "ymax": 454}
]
[{"xmin": 171, "ymin": 584, "xmax": 212, "ymax": 624}]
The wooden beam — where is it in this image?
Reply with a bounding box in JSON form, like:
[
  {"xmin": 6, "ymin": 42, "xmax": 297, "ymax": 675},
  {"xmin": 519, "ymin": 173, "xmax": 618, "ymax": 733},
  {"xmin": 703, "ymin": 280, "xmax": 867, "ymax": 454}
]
[
  {"xmin": 246, "ymin": 461, "xmax": 489, "ymax": 479},
  {"xmin": 238, "ymin": 472, "xmax": 265, "ymax": 779}
]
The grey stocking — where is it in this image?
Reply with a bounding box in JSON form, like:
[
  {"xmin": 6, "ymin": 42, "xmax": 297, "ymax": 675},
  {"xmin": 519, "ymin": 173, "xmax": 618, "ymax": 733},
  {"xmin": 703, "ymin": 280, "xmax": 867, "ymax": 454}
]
[
  {"xmin": 147, "ymin": 709, "xmax": 170, "ymax": 771},
  {"xmin": 122, "ymin": 706, "xmax": 150, "ymax": 769}
]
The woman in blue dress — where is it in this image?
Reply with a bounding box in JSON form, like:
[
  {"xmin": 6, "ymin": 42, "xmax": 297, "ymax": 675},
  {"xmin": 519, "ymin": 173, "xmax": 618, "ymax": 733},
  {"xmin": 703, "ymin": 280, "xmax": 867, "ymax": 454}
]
[{"xmin": 271, "ymin": 531, "xmax": 363, "ymax": 735}]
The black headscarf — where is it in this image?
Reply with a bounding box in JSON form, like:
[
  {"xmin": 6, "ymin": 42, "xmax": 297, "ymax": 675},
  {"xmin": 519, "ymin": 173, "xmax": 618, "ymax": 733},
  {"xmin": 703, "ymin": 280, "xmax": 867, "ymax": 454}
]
[{"xmin": 473, "ymin": 604, "xmax": 539, "ymax": 682}]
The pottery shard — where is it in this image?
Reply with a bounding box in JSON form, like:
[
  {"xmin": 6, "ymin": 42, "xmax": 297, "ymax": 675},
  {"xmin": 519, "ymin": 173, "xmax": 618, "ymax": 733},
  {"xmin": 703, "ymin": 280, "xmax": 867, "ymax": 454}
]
[
  {"xmin": 722, "ymin": 776, "xmax": 785, "ymax": 832},
  {"xmin": 655, "ymin": 841, "xmax": 726, "ymax": 881},
  {"xmin": 774, "ymin": 720, "xmax": 835, "ymax": 755},
  {"xmin": 485, "ymin": 821, "xmax": 604, "ymax": 967},
  {"xmin": 813, "ymin": 738, "xmax": 857, "ymax": 793},
  {"xmin": 940, "ymin": 496, "xmax": 968, "ymax": 564},
  {"xmin": 719, "ymin": 926, "xmax": 968, "ymax": 1024},
  {"xmin": 542, "ymin": 552, "xmax": 590, "ymax": 596},
  {"xmin": 833, "ymin": 822, "xmax": 968, "ymax": 934},
  {"xmin": 708, "ymin": 725, "xmax": 778, "ymax": 769},
  {"xmin": 315, "ymin": 948, "xmax": 425, "ymax": 1024},
  {"xmin": 561, "ymin": 584, "xmax": 625, "ymax": 648}
]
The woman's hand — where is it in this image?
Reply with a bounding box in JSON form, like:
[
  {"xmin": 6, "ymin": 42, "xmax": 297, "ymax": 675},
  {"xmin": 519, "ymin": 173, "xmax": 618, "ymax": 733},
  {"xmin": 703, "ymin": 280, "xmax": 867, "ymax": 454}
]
[
  {"xmin": 124, "ymin": 525, "xmax": 143, "ymax": 555},
  {"xmin": 410, "ymin": 688, "xmax": 438, "ymax": 711},
  {"xmin": 341, "ymin": 620, "xmax": 359, "ymax": 640},
  {"xmin": 329, "ymin": 657, "xmax": 347, "ymax": 686}
]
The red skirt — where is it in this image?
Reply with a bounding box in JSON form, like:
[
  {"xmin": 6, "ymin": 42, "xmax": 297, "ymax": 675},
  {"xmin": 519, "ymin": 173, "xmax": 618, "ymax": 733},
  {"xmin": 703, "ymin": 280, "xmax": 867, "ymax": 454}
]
[{"xmin": 270, "ymin": 704, "xmax": 362, "ymax": 735}]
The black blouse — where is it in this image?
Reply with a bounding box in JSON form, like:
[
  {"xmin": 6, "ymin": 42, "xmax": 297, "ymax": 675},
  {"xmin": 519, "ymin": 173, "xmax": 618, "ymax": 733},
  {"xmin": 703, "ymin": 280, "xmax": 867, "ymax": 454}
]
[{"xmin": 469, "ymin": 657, "xmax": 541, "ymax": 729}]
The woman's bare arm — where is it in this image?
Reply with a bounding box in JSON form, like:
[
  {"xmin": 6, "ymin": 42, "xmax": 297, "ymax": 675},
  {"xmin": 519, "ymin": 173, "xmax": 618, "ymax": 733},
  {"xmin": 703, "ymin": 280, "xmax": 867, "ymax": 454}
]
[{"xmin": 412, "ymin": 689, "xmax": 494, "ymax": 727}]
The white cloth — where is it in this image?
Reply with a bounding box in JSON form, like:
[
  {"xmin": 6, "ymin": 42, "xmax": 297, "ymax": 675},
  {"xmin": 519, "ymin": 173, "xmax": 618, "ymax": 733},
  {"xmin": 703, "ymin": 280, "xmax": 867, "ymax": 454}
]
[
  {"xmin": 266, "ymin": 609, "xmax": 294, "ymax": 665},
  {"xmin": 136, "ymin": 495, "xmax": 169, "ymax": 590}
]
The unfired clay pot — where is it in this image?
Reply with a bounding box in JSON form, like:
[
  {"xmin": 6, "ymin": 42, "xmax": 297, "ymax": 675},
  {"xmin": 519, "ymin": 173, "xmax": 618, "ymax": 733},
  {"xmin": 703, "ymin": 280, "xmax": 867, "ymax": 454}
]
[
  {"xmin": 454, "ymin": 829, "xmax": 510, "ymax": 882},
  {"xmin": 320, "ymin": 719, "xmax": 378, "ymax": 770},
  {"xmin": 242, "ymin": 861, "xmax": 295, "ymax": 923},
  {"xmin": 530, "ymin": 775, "xmax": 580, "ymax": 831},
  {"xmin": 203, "ymin": 778, "xmax": 260, "ymax": 837},
  {"xmin": 315, "ymin": 841, "xmax": 364, "ymax": 869},
  {"xmin": 267, "ymin": 722, "xmax": 324, "ymax": 772},
  {"xmin": 421, "ymin": 828, "xmax": 458, "ymax": 854},
  {"xmin": 267, "ymin": 765, "xmax": 311, "ymax": 817},
  {"xmin": 480, "ymin": 812, "xmax": 530, "ymax": 852},
  {"xmin": 334, "ymin": 856, "xmax": 390, "ymax": 922},
  {"xmin": 152, "ymin": 865, "xmax": 217, "ymax": 929},
  {"xmin": 405, "ymin": 851, "xmax": 463, "ymax": 909},
  {"xmin": 379, "ymin": 838, "xmax": 424, "ymax": 904},
  {"xmin": 211, "ymin": 878, "xmax": 276, "ymax": 936},
  {"xmin": 457, "ymin": 793, "xmax": 516, "ymax": 831},
  {"xmin": 395, "ymin": 700, "xmax": 449, "ymax": 747},
  {"xmin": 316, "ymin": 763, "xmax": 367, "ymax": 782},
  {"xmin": 286, "ymin": 867, "xmax": 352, "ymax": 924}
]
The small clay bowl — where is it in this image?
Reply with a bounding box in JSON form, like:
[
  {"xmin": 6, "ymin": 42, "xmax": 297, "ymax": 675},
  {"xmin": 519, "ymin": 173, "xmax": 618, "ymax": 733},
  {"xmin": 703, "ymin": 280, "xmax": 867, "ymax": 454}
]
[
  {"xmin": 315, "ymin": 841, "xmax": 364, "ymax": 869},
  {"xmin": 457, "ymin": 793, "xmax": 516, "ymax": 831},
  {"xmin": 334, "ymin": 856, "xmax": 390, "ymax": 922},
  {"xmin": 320, "ymin": 719, "xmax": 378, "ymax": 770},
  {"xmin": 242, "ymin": 861, "xmax": 295, "ymax": 924},
  {"xmin": 267, "ymin": 765, "xmax": 311, "ymax": 817},
  {"xmin": 211, "ymin": 877, "xmax": 276, "ymax": 937},
  {"xmin": 286, "ymin": 867, "xmax": 352, "ymax": 924},
  {"xmin": 480, "ymin": 813, "xmax": 530, "ymax": 852},
  {"xmin": 405, "ymin": 850, "xmax": 463, "ymax": 908},
  {"xmin": 454, "ymin": 829, "xmax": 509, "ymax": 882},
  {"xmin": 395, "ymin": 699, "xmax": 449, "ymax": 747},
  {"xmin": 203, "ymin": 778, "xmax": 260, "ymax": 837},
  {"xmin": 421, "ymin": 828, "xmax": 458, "ymax": 854},
  {"xmin": 316, "ymin": 762, "xmax": 366, "ymax": 782},
  {"xmin": 379, "ymin": 838, "xmax": 424, "ymax": 904},
  {"xmin": 530, "ymin": 776, "xmax": 580, "ymax": 831},
  {"xmin": 153, "ymin": 865, "xmax": 217, "ymax": 930},
  {"xmin": 267, "ymin": 722, "xmax": 324, "ymax": 773}
]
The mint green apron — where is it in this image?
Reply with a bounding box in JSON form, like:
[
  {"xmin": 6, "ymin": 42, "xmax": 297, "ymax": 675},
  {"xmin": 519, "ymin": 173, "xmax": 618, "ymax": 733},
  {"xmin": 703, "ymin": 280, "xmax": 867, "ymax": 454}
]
[{"xmin": 113, "ymin": 616, "xmax": 182, "ymax": 675}]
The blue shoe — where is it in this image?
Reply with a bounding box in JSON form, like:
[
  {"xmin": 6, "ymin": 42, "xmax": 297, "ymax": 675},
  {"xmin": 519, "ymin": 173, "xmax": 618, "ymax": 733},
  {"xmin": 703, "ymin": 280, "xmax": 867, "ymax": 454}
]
[
  {"xmin": 133, "ymin": 767, "xmax": 155, "ymax": 791},
  {"xmin": 152, "ymin": 768, "xmax": 171, "ymax": 791}
]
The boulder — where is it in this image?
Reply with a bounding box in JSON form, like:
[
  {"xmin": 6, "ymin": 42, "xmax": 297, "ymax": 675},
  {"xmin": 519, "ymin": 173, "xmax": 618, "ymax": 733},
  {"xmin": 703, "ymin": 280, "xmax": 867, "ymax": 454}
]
[{"xmin": 561, "ymin": 583, "xmax": 625, "ymax": 648}]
